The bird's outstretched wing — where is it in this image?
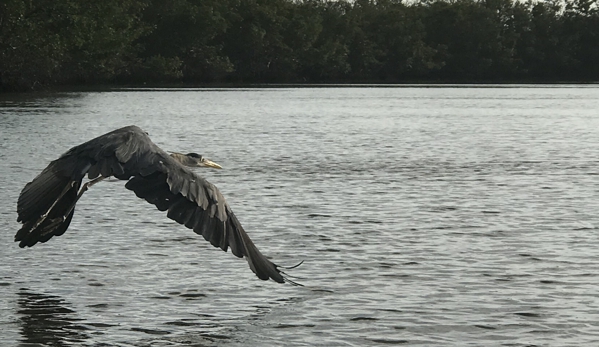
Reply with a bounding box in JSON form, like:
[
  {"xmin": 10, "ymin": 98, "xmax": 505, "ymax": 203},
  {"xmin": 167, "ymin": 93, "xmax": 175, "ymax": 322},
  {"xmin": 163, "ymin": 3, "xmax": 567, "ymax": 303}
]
[{"xmin": 16, "ymin": 125, "xmax": 296, "ymax": 284}]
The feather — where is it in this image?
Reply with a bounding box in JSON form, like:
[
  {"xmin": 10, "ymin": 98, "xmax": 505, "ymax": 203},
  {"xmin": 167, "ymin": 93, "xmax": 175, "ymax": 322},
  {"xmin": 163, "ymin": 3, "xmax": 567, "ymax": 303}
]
[
  {"xmin": 100, "ymin": 158, "xmax": 112, "ymax": 177},
  {"xmin": 88, "ymin": 164, "xmax": 101, "ymax": 179},
  {"xmin": 166, "ymin": 195, "xmax": 190, "ymax": 224}
]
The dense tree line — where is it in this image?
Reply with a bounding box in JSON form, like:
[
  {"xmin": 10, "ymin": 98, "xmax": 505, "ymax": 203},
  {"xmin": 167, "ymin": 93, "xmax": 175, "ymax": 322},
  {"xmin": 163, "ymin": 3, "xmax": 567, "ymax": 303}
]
[{"xmin": 1, "ymin": 0, "xmax": 598, "ymax": 91}]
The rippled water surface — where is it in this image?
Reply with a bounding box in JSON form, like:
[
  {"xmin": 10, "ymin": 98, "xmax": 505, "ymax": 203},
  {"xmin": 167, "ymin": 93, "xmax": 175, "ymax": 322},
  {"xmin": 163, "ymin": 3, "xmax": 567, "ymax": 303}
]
[{"xmin": 1, "ymin": 86, "xmax": 599, "ymax": 346}]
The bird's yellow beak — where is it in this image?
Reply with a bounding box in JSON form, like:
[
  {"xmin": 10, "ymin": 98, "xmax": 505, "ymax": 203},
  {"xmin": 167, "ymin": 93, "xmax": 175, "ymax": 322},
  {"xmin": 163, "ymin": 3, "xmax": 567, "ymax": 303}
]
[{"xmin": 201, "ymin": 158, "xmax": 222, "ymax": 169}]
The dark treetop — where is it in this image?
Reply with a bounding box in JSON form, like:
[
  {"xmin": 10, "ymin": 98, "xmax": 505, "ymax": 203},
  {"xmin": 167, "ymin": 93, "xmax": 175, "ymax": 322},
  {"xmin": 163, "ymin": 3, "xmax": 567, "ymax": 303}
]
[{"xmin": 2, "ymin": 0, "xmax": 598, "ymax": 91}]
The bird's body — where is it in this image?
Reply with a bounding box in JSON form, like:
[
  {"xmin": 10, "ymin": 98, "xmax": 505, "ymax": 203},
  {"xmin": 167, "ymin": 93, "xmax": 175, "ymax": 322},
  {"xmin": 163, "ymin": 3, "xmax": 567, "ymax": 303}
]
[{"xmin": 15, "ymin": 125, "xmax": 297, "ymax": 284}]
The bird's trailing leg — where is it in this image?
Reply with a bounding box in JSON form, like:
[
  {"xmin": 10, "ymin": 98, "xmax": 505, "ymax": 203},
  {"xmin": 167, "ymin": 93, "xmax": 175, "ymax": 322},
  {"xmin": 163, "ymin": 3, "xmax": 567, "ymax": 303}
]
[
  {"xmin": 62, "ymin": 176, "xmax": 106, "ymax": 218},
  {"xmin": 27, "ymin": 180, "xmax": 78, "ymax": 232},
  {"xmin": 16, "ymin": 176, "xmax": 108, "ymax": 245}
]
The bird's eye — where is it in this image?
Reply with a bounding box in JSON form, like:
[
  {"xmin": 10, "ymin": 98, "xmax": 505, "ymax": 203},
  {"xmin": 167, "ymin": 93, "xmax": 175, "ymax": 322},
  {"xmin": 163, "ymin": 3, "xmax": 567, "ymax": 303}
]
[{"xmin": 187, "ymin": 152, "xmax": 202, "ymax": 159}]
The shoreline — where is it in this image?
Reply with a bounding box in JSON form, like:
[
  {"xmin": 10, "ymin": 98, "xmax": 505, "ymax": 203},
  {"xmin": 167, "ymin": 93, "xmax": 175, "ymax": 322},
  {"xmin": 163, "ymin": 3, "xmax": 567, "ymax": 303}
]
[{"xmin": 2, "ymin": 81, "xmax": 598, "ymax": 94}]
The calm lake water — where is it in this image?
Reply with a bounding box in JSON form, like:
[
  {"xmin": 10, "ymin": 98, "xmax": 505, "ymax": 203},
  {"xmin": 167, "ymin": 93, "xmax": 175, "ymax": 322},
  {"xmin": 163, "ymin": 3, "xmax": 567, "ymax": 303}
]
[{"xmin": 1, "ymin": 86, "xmax": 598, "ymax": 346}]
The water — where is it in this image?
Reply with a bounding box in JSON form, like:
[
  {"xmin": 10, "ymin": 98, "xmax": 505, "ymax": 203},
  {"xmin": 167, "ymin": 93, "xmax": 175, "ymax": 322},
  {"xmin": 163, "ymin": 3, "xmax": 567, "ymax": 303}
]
[{"xmin": 1, "ymin": 86, "xmax": 599, "ymax": 346}]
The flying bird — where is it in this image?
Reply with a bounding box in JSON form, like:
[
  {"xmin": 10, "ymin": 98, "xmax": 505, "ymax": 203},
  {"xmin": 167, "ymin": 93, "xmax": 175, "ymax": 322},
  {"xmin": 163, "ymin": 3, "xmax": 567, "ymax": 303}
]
[{"xmin": 15, "ymin": 125, "xmax": 299, "ymax": 285}]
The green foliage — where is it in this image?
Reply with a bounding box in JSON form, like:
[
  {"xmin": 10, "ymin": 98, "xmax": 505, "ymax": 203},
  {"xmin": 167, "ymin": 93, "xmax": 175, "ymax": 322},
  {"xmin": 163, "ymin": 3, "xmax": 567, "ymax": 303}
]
[
  {"xmin": 1, "ymin": 0, "xmax": 598, "ymax": 90},
  {"xmin": 136, "ymin": 0, "xmax": 232, "ymax": 82},
  {"xmin": 0, "ymin": 0, "xmax": 146, "ymax": 90}
]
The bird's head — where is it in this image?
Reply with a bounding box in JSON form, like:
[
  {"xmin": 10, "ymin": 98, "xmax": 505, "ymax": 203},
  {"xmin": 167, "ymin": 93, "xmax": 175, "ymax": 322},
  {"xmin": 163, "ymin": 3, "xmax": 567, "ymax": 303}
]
[{"xmin": 170, "ymin": 152, "xmax": 222, "ymax": 169}]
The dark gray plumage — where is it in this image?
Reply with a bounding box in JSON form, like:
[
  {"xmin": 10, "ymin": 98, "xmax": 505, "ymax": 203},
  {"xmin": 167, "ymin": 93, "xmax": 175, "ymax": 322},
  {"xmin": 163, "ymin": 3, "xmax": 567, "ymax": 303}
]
[{"xmin": 15, "ymin": 125, "xmax": 298, "ymax": 285}]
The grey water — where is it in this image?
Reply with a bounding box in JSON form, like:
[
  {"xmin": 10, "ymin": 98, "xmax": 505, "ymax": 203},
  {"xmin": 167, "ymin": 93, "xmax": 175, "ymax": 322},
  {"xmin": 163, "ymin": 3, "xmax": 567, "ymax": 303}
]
[{"xmin": 1, "ymin": 86, "xmax": 599, "ymax": 346}]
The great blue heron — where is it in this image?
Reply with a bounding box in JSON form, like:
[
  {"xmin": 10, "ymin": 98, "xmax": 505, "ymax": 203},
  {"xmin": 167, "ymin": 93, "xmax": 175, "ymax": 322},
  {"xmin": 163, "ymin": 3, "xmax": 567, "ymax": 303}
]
[{"xmin": 15, "ymin": 125, "xmax": 299, "ymax": 285}]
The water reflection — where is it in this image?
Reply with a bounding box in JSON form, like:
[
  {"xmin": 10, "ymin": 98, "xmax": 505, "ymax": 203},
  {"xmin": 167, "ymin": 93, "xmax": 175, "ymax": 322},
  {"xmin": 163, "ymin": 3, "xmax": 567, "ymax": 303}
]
[{"xmin": 17, "ymin": 289, "xmax": 89, "ymax": 346}]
